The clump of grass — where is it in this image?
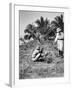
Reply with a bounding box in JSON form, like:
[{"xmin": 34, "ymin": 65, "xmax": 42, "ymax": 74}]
[
  {"xmin": 47, "ymin": 57, "xmax": 53, "ymax": 63},
  {"xmin": 19, "ymin": 66, "xmax": 32, "ymax": 79}
]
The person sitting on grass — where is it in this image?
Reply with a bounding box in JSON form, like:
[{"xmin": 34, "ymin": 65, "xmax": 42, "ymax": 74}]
[{"xmin": 32, "ymin": 46, "xmax": 44, "ymax": 62}]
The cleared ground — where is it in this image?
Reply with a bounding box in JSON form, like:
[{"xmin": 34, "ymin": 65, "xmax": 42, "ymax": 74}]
[{"xmin": 19, "ymin": 40, "xmax": 64, "ymax": 79}]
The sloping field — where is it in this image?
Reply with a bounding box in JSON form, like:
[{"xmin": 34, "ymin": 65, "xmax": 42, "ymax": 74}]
[{"xmin": 19, "ymin": 40, "xmax": 64, "ymax": 79}]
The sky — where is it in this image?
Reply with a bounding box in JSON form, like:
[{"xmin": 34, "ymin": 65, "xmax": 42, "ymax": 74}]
[{"xmin": 19, "ymin": 10, "xmax": 63, "ymax": 38}]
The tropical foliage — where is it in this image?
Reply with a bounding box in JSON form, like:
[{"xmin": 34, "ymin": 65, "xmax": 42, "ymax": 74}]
[
  {"xmin": 19, "ymin": 15, "xmax": 64, "ymax": 44},
  {"xmin": 24, "ymin": 24, "xmax": 41, "ymax": 43},
  {"xmin": 35, "ymin": 16, "xmax": 50, "ymax": 35},
  {"xmin": 51, "ymin": 14, "xmax": 64, "ymax": 32}
]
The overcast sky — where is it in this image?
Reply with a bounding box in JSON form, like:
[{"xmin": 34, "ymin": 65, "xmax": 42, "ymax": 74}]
[{"xmin": 19, "ymin": 10, "xmax": 63, "ymax": 37}]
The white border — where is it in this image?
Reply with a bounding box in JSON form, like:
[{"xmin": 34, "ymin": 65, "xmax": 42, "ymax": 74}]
[{"xmin": 10, "ymin": 3, "xmax": 70, "ymax": 87}]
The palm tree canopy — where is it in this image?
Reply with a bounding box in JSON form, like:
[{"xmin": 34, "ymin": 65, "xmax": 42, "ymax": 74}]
[
  {"xmin": 35, "ymin": 16, "xmax": 50, "ymax": 35},
  {"xmin": 51, "ymin": 14, "xmax": 64, "ymax": 32},
  {"xmin": 25, "ymin": 24, "xmax": 37, "ymax": 33},
  {"xmin": 24, "ymin": 24, "xmax": 38, "ymax": 40},
  {"xmin": 35, "ymin": 16, "xmax": 44, "ymax": 28},
  {"xmin": 24, "ymin": 34, "xmax": 32, "ymax": 40},
  {"xmin": 24, "ymin": 15, "xmax": 64, "ymax": 42},
  {"xmin": 35, "ymin": 16, "xmax": 50, "ymax": 27}
]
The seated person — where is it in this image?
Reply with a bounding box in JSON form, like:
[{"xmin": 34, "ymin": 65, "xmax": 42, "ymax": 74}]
[{"xmin": 32, "ymin": 46, "xmax": 44, "ymax": 62}]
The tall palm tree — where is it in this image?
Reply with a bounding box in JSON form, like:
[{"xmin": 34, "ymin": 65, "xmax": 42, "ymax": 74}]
[{"xmin": 51, "ymin": 14, "xmax": 64, "ymax": 32}]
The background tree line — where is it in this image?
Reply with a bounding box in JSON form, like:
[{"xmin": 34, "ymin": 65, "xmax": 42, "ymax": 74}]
[{"xmin": 20, "ymin": 14, "xmax": 64, "ymax": 44}]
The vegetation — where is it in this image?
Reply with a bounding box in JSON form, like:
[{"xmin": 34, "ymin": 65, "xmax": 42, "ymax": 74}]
[
  {"xmin": 51, "ymin": 14, "xmax": 64, "ymax": 32},
  {"xmin": 19, "ymin": 14, "xmax": 64, "ymax": 79},
  {"xmin": 20, "ymin": 14, "xmax": 64, "ymax": 44}
]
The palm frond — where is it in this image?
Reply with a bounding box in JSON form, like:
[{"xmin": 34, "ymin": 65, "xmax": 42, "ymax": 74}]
[
  {"xmin": 24, "ymin": 34, "xmax": 32, "ymax": 40},
  {"xmin": 51, "ymin": 14, "xmax": 64, "ymax": 32},
  {"xmin": 45, "ymin": 18, "xmax": 50, "ymax": 26},
  {"xmin": 35, "ymin": 19, "xmax": 41, "ymax": 27},
  {"xmin": 24, "ymin": 24, "xmax": 36, "ymax": 34},
  {"xmin": 61, "ymin": 14, "xmax": 63, "ymax": 21},
  {"xmin": 35, "ymin": 16, "xmax": 45, "ymax": 28},
  {"xmin": 40, "ymin": 16, "xmax": 44, "ymax": 27},
  {"xmin": 24, "ymin": 29, "xmax": 31, "ymax": 33},
  {"xmin": 51, "ymin": 21, "xmax": 59, "ymax": 28},
  {"xmin": 26, "ymin": 24, "xmax": 33, "ymax": 29}
]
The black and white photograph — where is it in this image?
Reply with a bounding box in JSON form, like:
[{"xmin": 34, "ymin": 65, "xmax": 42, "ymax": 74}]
[{"xmin": 19, "ymin": 10, "xmax": 64, "ymax": 79}]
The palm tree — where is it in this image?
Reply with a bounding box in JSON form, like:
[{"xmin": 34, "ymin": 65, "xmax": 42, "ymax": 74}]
[
  {"xmin": 35, "ymin": 16, "xmax": 51, "ymax": 41},
  {"xmin": 35, "ymin": 16, "xmax": 50, "ymax": 35},
  {"xmin": 24, "ymin": 24, "xmax": 41, "ymax": 43},
  {"xmin": 51, "ymin": 14, "xmax": 64, "ymax": 32}
]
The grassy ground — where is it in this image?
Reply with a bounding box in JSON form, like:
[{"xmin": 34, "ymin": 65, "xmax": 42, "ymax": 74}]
[{"xmin": 19, "ymin": 40, "xmax": 64, "ymax": 79}]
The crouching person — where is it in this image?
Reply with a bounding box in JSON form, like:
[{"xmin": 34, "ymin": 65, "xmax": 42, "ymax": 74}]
[
  {"xmin": 54, "ymin": 28, "xmax": 64, "ymax": 57},
  {"xmin": 32, "ymin": 46, "xmax": 41, "ymax": 61},
  {"xmin": 32, "ymin": 46, "xmax": 44, "ymax": 62}
]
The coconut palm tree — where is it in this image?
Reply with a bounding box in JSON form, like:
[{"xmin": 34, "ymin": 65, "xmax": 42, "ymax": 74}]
[{"xmin": 51, "ymin": 14, "xmax": 64, "ymax": 32}]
